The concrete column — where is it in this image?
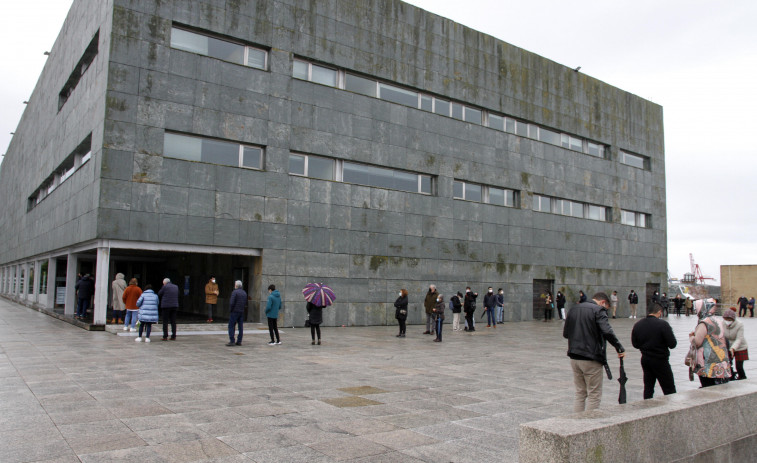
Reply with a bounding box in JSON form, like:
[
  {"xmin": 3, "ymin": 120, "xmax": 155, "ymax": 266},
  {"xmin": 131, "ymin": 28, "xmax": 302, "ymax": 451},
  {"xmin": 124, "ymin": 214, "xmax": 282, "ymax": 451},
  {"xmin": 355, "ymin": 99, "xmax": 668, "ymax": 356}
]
[
  {"xmin": 21, "ymin": 262, "xmax": 29, "ymax": 299},
  {"xmin": 64, "ymin": 254, "xmax": 78, "ymax": 316},
  {"xmin": 1, "ymin": 267, "xmax": 6, "ymax": 293},
  {"xmin": 93, "ymin": 247, "xmax": 110, "ymax": 325},
  {"xmin": 33, "ymin": 260, "xmax": 42, "ymax": 303},
  {"xmin": 46, "ymin": 258, "xmax": 57, "ymax": 309}
]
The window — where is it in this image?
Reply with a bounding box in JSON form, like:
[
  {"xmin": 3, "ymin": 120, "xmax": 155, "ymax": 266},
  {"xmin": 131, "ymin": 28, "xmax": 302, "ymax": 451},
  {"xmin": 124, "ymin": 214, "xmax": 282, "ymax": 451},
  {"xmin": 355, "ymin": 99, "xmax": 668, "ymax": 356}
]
[
  {"xmin": 378, "ymin": 83, "xmax": 418, "ymax": 106},
  {"xmin": 434, "ymin": 98, "xmax": 450, "ymax": 117},
  {"xmin": 533, "ymin": 195, "xmax": 551, "ymax": 212},
  {"xmin": 488, "ymin": 114, "xmax": 505, "ymax": 131},
  {"xmin": 170, "ymin": 27, "xmax": 267, "ymax": 70},
  {"xmin": 420, "ymin": 94, "xmax": 433, "ymax": 112},
  {"xmin": 464, "ymin": 107, "xmax": 482, "ymax": 125},
  {"xmin": 587, "ymin": 142, "xmax": 605, "ymax": 158},
  {"xmin": 163, "ymin": 133, "xmax": 263, "ymax": 169},
  {"xmin": 345, "ymin": 73, "xmax": 376, "ymax": 97},
  {"xmin": 451, "ymin": 102, "xmax": 464, "ymax": 120},
  {"xmin": 534, "ymin": 194, "xmax": 608, "ymax": 222},
  {"xmin": 28, "ymin": 135, "xmax": 92, "ymax": 211},
  {"xmin": 619, "ymin": 150, "xmax": 649, "ymax": 170},
  {"xmin": 538, "ymin": 127, "xmax": 561, "ymax": 146},
  {"xmin": 293, "ymin": 59, "xmax": 337, "ymax": 87},
  {"xmin": 289, "ymin": 153, "xmax": 431, "ymax": 194},
  {"xmin": 454, "ymin": 180, "xmax": 517, "ymax": 207},
  {"xmin": 622, "ymin": 209, "xmax": 650, "ymax": 227},
  {"xmin": 561, "ymin": 134, "xmax": 582, "ymax": 151},
  {"xmin": 59, "ymin": 30, "xmax": 99, "ymax": 111}
]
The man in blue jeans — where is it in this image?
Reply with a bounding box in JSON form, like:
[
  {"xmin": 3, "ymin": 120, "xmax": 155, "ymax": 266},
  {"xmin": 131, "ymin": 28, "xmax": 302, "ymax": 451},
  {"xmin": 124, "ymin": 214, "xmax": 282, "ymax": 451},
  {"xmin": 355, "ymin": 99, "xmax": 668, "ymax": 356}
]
[
  {"xmin": 483, "ymin": 287, "xmax": 497, "ymax": 328},
  {"xmin": 496, "ymin": 288, "xmax": 505, "ymax": 323},
  {"xmin": 227, "ymin": 281, "xmax": 247, "ymax": 346},
  {"xmin": 74, "ymin": 274, "xmax": 94, "ymax": 319},
  {"xmin": 158, "ymin": 278, "xmax": 179, "ymax": 340}
]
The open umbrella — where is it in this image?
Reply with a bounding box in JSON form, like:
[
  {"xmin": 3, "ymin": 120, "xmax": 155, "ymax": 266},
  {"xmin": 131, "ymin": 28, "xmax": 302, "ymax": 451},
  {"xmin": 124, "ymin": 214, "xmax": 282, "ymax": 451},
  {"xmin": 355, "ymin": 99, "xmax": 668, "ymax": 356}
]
[
  {"xmin": 302, "ymin": 282, "xmax": 336, "ymax": 307},
  {"xmin": 618, "ymin": 358, "xmax": 628, "ymax": 404}
]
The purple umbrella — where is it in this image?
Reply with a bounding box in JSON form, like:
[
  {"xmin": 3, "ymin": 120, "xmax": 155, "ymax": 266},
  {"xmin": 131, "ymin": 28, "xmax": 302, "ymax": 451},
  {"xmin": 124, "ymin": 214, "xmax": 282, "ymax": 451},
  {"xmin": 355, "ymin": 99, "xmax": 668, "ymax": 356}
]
[{"xmin": 302, "ymin": 283, "xmax": 336, "ymax": 307}]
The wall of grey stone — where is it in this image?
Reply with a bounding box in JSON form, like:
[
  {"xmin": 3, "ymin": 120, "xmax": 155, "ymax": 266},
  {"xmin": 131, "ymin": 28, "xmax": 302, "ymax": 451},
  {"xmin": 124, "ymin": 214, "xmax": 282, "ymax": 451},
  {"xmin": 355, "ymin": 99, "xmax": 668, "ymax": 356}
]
[
  {"xmin": 0, "ymin": 0, "xmax": 114, "ymax": 264},
  {"xmin": 3, "ymin": 0, "xmax": 666, "ymax": 326}
]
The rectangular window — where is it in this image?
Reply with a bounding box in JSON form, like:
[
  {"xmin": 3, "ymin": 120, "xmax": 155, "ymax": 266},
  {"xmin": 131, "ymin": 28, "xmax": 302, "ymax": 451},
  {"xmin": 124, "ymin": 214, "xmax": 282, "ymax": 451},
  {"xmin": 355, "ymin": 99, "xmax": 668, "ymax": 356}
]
[
  {"xmin": 587, "ymin": 142, "xmax": 605, "ymax": 158},
  {"xmin": 450, "ymin": 102, "xmax": 464, "ymax": 120},
  {"xmin": 345, "ymin": 73, "xmax": 376, "ymax": 97},
  {"xmin": 163, "ymin": 132, "xmax": 263, "ymax": 170},
  {"xmin": 453, "ymin": 180, "xmax": 464, "ymax": 199},
  {"xmin": 505, "ymin": 117, "xmax": 516, "ymax": 134},
  {"xmin": 378, "ymin": 83, "xmax": 418, "ymax": 107},
  {"xmin": 464, "ymin": 183, "xmax": 482, "ymax": 202},
  {"xmin": 539, "ymin": 127, "xmax": 561, "ymax": 146},
  {"xmin": 170, "ymin": 27, "xmax": 266, "ymax": 70},
  {"xmin": 59, "ymin": 30, "xmax": 99, "ymax": 111},
  {"xmin": 80, "ymin": 150, "xmax": 92, "ymax": 165},
  {"xmin": 464, "ymin": 107, "xmax": 482, "ymax": 125},
  {"xmin": 293, "ymin": 59, "xmax": 308, "ymax": 80},
  {"xmin": 622, "ymin": 209, "xmax": 650, "ymax": 227},
  {"xmin": 488, "ymin": 114, "xmax": 505, "ymax": 131},
  {"xmin": 619, "ymin": 150, "xmax": 649, "ymax": 170},
  {"xmin": 419, "ymin": 176, "xmax": 432, "ymax": 194},
  {"xmin": 434, "ymin": 99, "xmax": 450, "ymax": 117},
  {"xmin": 516, "ymin": 121, "xmax": 528, "ymax": 137},
  {"xmin": 561, "ymin": 134, "xmax": 582, "ymax": 151},
  {"xmin": 311, "ymin": 64, "xmax": 337, "ymax": 87},
  {"xmin": 289, "ymin": 154, "xmax": 306, "ymax": 175},
  {"xmin": 308, "ymin": 156, "xmax": 335, "ymax": 181},
  {"xmin": 488, "ymin": 187, "xmax": 506, "ymax": 206},
  {"xmin": 420, "ymin": 94, "xmax": 433, "ymax": 112},
  {"xmin": 534, "ymin": 195, "xmax": 551, "ymax": 212}
]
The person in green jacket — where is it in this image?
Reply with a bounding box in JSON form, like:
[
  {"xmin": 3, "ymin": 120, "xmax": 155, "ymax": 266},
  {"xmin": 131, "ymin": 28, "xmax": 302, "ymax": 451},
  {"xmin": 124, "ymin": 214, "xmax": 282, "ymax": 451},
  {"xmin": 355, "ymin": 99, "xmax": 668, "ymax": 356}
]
[{"xmin": 266, "ymin": 284, "xmax": 282, "ymax": 345}]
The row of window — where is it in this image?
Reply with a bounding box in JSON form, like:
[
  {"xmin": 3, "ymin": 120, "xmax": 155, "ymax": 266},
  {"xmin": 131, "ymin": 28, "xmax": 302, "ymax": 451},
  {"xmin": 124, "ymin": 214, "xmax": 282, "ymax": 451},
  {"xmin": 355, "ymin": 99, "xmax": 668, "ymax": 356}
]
[
  {"xmin": 163, "ymin": 132, "xmax": 263, "ymax": 170},
  {"xmin": 59, "ymin": 30, "xmax": 99, "ymax": 112},
  {"xmin": 533, "ymin": 194, "xmax": 610, "ymax": 223},
  {"xmin": 621, "ymin": 210, "xmax": 649, "ymax": 228},
  {"xmin": 170, "ymin": 26, "xmax": 267, "ymax": 70},
  {"xmin": 619, "ymin": 150, "xmax": 649, "ymax": 170},
  {"xmin": 28, "ymin": 135, "xmax": 92, "ymax": 211},
  {"xmin": 453, "ymin": 180, "xmax": 518, "ymax": 208},
  {"xmin": 293, "ymin": 59, "xmax": 608, "ymax": 159}
]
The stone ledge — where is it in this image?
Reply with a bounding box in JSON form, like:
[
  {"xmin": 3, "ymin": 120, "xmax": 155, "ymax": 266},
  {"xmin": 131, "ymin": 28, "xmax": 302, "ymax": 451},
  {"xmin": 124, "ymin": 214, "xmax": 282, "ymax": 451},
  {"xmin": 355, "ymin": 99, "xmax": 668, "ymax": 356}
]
[{"xmin": 519, "ymin": 381, "xmax": 757, "ymax": 463}]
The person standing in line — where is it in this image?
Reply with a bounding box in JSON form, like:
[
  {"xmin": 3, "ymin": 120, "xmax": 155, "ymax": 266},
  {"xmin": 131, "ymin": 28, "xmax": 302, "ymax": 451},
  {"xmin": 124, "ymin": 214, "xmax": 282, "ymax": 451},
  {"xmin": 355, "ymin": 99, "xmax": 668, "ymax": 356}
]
[
  {"xmin": 226, "ymin": 281, "xmax": 246, "ymax": 346},
  {"xmin": 307, "ymin": 300, "xmax": 324, "ymax": 345},
  {"xmin": 749, "ymin": 297, "xmax": 755, "ymax": 318},
  {"xmin": 563, "ymin": 292, "xmax": 625, "ymax": 412},
  {"xmin": 496, "ymin": 288, "xmax": 505, "ymax": 324},
  {"xmin": 433, "ymin": 294, "xmax": 445, "ymax": 342},
  {"xmin": 463, "ymin": 287, "xmax": 478, "ymax": 332},
  {"xmin": 483, "ymin": 287, "xmax": 497, "ymax": 327},
  {"xmin": 631, "ymin": 303, "xmax": 677, "ymax": 399},
  {"xmin": 689, "ymin": 299, "xmax": 731, "ymax": 388},
  {"xmin": 158, "ymin": 278, "xmax": 179, "ymax": 341},
  {"xmin": 394, "ymin": 289, "xmax": 408, "ymax": 337},
  {"xmin": 737, "ymin": 296, "xmax": 748, "ymax": 318},
  {"xmin": 110, "ymin": 273, "xmax": 127, "ymax": 325},
  {"xmin": 684, "ymin": 296, "xmax": 693, "ymax": 316},
  {"xmin": 75, "ymin": 274, "xmax": 94, "ymax": 320},
  {"xmin": 556, "ymin": 291, "xmax": 566, "ymax": 320},
  {"xmin": 577, "ymin": 290, "xmax": 587, "ymax": 303},
  {"xmin": 628, "ymin": 290, "xmax": 639, "ymax": 319},
  {"xmin": 651, "ymin": 290, "xmax": 660, "ymax": 314},
  {"xmin": 723, "ymin": 309, "xmax": 748, "ymax": 380},
  {"xmin": 135, "ymin": 284, "xmax": 159, "ymax": 343},
  {"xmin": 204, "ymin": 276, "xmax": 219, "ymax": 323},
  {"xmin": 265, "ymin": 284, "xmax": 282, "ymax": 345},
  {"xmin": 122, "ymin": 278, "xmax": 142, "ymax": 332},
  {"xmin": 610, "ymin": 291, "xmax": 618, "ymax": 319},
  {"xmin": 450, "ymin": 291, "xmax": 463, "ymax": 331},
  {"xmin": 423, "ymin": 285, "xmax": 438, "ymax": 336},
  {"xmin": 673, "ymin": 294, "xmax": 684, "ymax": 316},
  {"xmin": 543, "ymin": 291, "xmax": 553, "ymax": 322}
]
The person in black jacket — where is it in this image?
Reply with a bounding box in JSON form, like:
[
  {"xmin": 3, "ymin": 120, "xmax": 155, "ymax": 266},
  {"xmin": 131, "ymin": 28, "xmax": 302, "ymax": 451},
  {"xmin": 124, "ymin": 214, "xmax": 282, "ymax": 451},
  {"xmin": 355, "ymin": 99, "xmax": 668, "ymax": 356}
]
[
  {"xmin": 451, "ymin": 292, "xmax": 463, "ymax": 331},
  {"xmin": 563, "ymin": 292, "xmax": 625, "ymax": 412},
  {"xmin": 226, "ymin": 281, "xmax": 247, "ymax": 346},
  {"xmin": 556, "ymin": 291, "xmax": 566, "ymax": 320},
  {"xmin": 307, "ymin": 301, "xmax": 324, "ymax": 345},
  {"xmin": 74, "ymin": 274, "xmax": 94, "ymax": 319},
  {"xmin": 483, "ymin": 287, "xmax": 497, "ymax": 327},
  {"xmin": 463, "ymin": 288, "xmax": 478, "ymax": 332},
  {"xmin": 394, "ymin": 289, "xmax": 408, "ymax": 338},
  {"xmin": 631, "ymin": 303, "xmax": 677, "ymax": 399},
  {"xmin": 628, "ymin": 290, "xmax": 639, "ymax": 318},
  {"xmin": 158, "ymin": 278, "xmax": 180, "ymax": 341}
]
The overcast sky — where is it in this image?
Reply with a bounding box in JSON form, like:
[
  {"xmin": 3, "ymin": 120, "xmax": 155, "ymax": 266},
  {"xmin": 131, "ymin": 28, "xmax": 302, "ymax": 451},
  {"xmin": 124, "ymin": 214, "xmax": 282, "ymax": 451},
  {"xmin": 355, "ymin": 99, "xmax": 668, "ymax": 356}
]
[{"xmin": 2, "ymin": 0, "xmax": 755, "ymax": 283}]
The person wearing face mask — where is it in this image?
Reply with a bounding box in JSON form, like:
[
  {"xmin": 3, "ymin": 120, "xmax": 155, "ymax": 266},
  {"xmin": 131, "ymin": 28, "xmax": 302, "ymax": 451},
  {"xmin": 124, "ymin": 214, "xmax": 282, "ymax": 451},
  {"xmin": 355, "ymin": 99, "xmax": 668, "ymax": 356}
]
[
  {"xmin": 723, "ymin": 309, "xmax": 748, "ymax": 380},
  {"xmin": 463, "ymin": 287, "xmax": 478, "ymax": 332},
  {"xmin": 433, "ymin": 294, "xmax": 445, "ymax": 342},
  {"xmin": 394, "ymin": 289, "xmax": 409, "ymax": 337},
  {"xmin": 689, "ymin": 298, "xmax": 731, "ymax": 387},
  {"xmin": 423, "ymin": 285, "xmax": 438, "ymax": 335},
  {"xmin": 496, "ymin": 288, "xmax": 504, "ymax": 324},
  {"xmin": 205, "ymin": 276, "xmax": 220, "ymax": 323},
  {"xmin": 631, "ymin": 303, "xmax": 677, "ymax": 399},
  {"xmin": 450, "ymin": 291, "xmax": 463, "ymax": 331},
  {"xmin": 483, "ymin": 287, "xmax": 497, "ymax": 328}
]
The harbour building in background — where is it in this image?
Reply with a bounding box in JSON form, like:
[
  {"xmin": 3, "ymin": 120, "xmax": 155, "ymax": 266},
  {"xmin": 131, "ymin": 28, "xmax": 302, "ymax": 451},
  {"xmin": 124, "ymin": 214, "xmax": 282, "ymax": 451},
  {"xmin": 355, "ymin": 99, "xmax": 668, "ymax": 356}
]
[{"xmin": 0, "ymin": 0, "xmax": 667, "ymax": 326}]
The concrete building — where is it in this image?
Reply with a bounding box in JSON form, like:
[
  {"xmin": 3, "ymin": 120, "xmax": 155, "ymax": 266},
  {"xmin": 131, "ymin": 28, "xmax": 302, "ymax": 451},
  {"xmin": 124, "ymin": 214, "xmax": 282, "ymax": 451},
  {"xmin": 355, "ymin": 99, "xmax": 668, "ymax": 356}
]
[
  {"xmin": 721, "ymin": 265, "xmax": 757, "ymax": 307},
  {"xmin": 0, "ymin": 0, "xmax": 667, "ymax": 326}
]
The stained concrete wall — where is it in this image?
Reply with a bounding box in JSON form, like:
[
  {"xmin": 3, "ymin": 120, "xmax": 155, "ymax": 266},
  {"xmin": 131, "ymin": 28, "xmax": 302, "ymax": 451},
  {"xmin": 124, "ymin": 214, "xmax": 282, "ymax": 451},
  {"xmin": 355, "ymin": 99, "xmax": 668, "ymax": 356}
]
[{"xmin": 1, "ymin": 0, "xmax": 667, "ymax": 326}]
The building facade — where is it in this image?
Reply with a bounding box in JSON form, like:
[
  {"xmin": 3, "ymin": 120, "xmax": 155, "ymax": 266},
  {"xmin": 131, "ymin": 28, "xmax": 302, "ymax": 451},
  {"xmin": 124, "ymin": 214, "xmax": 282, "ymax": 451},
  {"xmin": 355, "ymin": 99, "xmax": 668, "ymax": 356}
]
[
  {"xmin": 0, "ymin": 0, "xmax": 667, "ymax": 326},
  {"xmin": 721, "ymin": 265, "xmax": 757, "ymax": 307}
]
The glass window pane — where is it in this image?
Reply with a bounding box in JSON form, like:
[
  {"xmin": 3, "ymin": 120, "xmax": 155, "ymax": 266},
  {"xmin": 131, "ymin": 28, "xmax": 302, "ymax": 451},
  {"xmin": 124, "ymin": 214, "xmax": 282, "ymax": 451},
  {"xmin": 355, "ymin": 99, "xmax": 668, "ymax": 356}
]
[
  {"xmin": 464, "ymin": 107, "xmax": 482, "ymax": 125},
  {"xmin": 343, "ymin": 162, "xmax": 418, "ymax": 192},
  {"xmin": 171, "ymin": 28, "xmax": 208, "ymax": 55},
  {"xmin": 202, "ymin": 138, "xmax": 239, "ymax": 166},
  {"xmin": 164, "ymin": 133, "xmax": 202, "ymax": 162},
  {"xmin": 453, "ymin": 181, "xmax": 464, "ymax": 199},
  {"xmin": 516, "ymin": 121, "xmax": 528, "ymax": 137},
  {"xmin": 465, "ymin": 183, "xmax": 482, "ymax": 202},
  {"xmin": 621, "ymin": 151, "xmax": 646, "ymax": 169},
  {"xmin": 420, "ymin": 176, "xmax": 431, "ymax": 194},
  {"xmin": 289, "ymin": 154, "xmax": 305, "ymax": 175},
  {"xmin": 242, "ymin": 146, "xmax": 262, "ymax": 169},
  {"xmin": 308, "ymin": 156, "xmax": 334, "ymax": 180},
  {"xmin": 621, "ymin": 210, "xmax": 635, "ymax": 226},
  {"xmin": 505, "ymin": 117, "xmax": 516, "ymax": 134},
  {"xmin": 638, "ymin": 214, "xmax": 647, "ymax": 228},
  {"xmin": 310, "ymin": 64, "xmax": 337, "ymax": 87},
  {"xmin": 488, "ymin": 114, "xmax": 504, "ymax": 131},
  {"xmin": 378, "ymin": 83, "xmax": 418, "ymax": 107},
  {"xmin": 561, "ymin": 133, "xmax": 570, "ymax": 148},
  {"xmin": 451, "ymin": 103, "xmax": 464, "ymax": 120},
  {"xmin": 571, "ymin": 202, "xmax": 584, "ymax": 218},
  {"xmin": 587, "ymin": 142, "xmax": 602, "ymax": 157},
  {"xmin": 293, "ymin": 60, "xmax": 308, "ymax": 80},
  {"xmin": 588, "ymin": 205, "xmax": 601, "ymax": 221},
  {"xmin": 489, "ymin": 187, "xmax": 505, "ymax": 206},
  {"xmin": 246, "ymin": 48, "xmax": 266, "ymax": 69},
  {"xmin": 345, "ymin": 73, "xmax": 376, "ymax": 97},
  {"xmin": 434, "ymin": 98, "xmax": 450, "ymax": 116},
  {"xmin": 505, "ymin": 190, "xmax": 514, "ymax": 207},
  {"xmin": 207, "ymin": 36, "xmax": 244, "ymax": 64},
  {"xmin": 539, "ymin": 127, "xmax": 560, "ymax": 145},
  {"xmin": 570, "ymin": 136, "xmax": 582, "ymax": 151},
  {"xmin": 420, "ymin": 95, "xmax": 433, "ymax": 112}
]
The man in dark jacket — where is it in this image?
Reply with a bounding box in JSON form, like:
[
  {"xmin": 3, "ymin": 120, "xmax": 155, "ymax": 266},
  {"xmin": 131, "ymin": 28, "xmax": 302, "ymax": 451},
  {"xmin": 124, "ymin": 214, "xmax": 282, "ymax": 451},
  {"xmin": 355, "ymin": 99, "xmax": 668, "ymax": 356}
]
[
  {"xmin": 158, "ymin": 278, "xmax": 179, "ymax": 341},
  {"xmin": 463, "ymin": 287, "xmax": 478, "ymax": 332},
  {"xmin": 563, "ymin": 292, "xmax": 625, "ymax": 412},
  {"xmin": 556, "ymin": 291, "xmax": 567, "ymax": 320},
  {"xmin": 423, "ymin": 285, "xmax": 438, "ymax": 335},
  {"xmin": 74, "ymin": 274, "xmax": 94, "ymax": 319},
  {"xmin": 737, "ymin": 296, "xmax": 749, "ymax": 317},
  {"xmin": 227, "ymin": 280, "xmax": 247, "ymax": 346},
  {"xmin": 631, "ymin": 303, "xmax": 677, "ymax": 399},
  {"xmin": 483, "ymin": 287, "xmax": 497, "ymax": 328},
  {"xmin": 628, "ymin": 290, "xmax": 639, "ymax": 318}
]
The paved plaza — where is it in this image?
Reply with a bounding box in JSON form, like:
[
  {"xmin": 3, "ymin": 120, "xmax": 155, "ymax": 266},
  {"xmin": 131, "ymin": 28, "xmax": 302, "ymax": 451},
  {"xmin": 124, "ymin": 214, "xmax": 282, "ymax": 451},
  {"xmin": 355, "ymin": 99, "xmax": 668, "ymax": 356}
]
[{"xmin": 2, "ymin": 298, "xmax": 756, "ymax": 463}]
